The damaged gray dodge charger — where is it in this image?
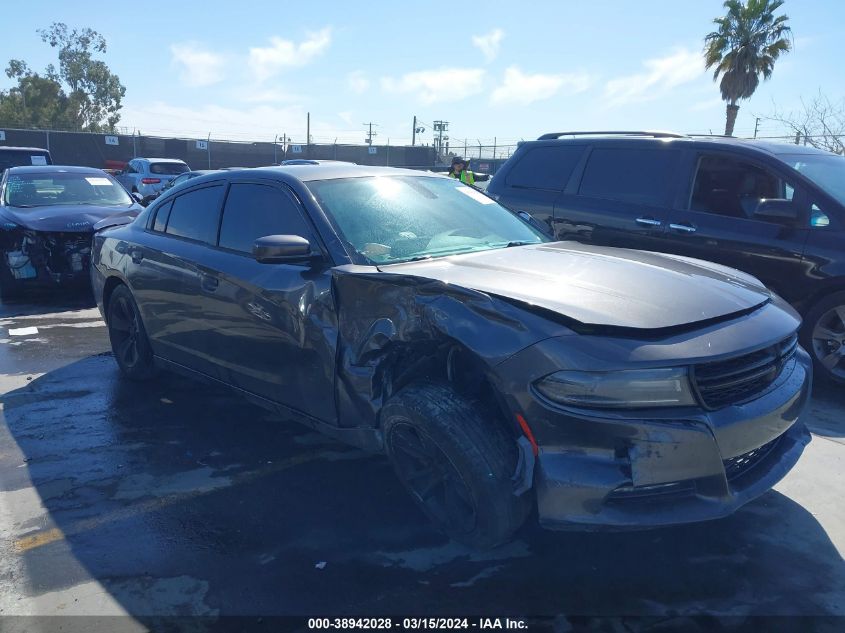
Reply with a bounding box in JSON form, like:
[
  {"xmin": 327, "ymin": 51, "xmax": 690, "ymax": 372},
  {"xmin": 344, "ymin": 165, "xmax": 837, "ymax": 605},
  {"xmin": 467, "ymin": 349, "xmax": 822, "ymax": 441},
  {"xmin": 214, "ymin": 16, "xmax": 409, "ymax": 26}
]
[{"xmin": 91, "ymin": 165, "xmax": 812, "ymax": 548}]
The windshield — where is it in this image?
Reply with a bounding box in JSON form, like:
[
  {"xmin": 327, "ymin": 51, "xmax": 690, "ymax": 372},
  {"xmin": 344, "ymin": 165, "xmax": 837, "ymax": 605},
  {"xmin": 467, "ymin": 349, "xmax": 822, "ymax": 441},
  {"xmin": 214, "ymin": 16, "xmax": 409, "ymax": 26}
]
[
  {"xmin": 4, "ymin": 172, "xmax": 133, "ymax": 207},
  {"xmin": 307, "ymin": 175, "xmax": 548, "ymax": 264},
  {"xmin": 150, "ymin": 162, "xmax": 189, "ymax": 175},
  {"xmin": 779, "ymin": 153, "xmax": 845, "ymax": 206}
]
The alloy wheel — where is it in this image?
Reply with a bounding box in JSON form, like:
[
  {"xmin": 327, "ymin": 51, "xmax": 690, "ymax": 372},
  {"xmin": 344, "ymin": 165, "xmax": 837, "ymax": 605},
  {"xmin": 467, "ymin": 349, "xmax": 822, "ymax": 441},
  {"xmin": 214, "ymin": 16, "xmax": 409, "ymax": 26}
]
[
  {"xmin": 109, "ymin": 295, "xmax": 142, "ymax": 369},
  {"xmin": 811, "ymin": 304, "xmax": 845, "ymax": 380}
]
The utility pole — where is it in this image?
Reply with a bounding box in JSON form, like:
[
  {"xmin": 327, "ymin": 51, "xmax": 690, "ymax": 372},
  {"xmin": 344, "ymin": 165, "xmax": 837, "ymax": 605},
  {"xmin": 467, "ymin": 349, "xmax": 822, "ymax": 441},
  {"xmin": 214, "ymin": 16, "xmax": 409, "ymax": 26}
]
[
  {"xmin": 364, "ymin": 122, "xmax": 378, "ymax": 145},
  {"xmin": 433, "ymin": 120, "xmax": 449, "ymax": 159},
  {"xmin": 306, "ymin": 112, "xmax": 311, "ymax": 157},
  {"xmin": 754, "ymin": 117, "xmax": 761, "ymax": 138},
  {"xmin": 412, "ymin": 116, "xmax": 417, "ymax": 146}
]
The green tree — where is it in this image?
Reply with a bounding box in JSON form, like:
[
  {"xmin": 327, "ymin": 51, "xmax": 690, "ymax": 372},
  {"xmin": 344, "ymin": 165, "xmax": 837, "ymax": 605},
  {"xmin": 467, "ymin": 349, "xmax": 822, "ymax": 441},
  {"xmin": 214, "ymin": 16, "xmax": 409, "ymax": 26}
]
[
  {"xmin": 704, "ymin": 0, "xmax": 792, "ymax": 136},
  {"xmin": 0, "ymin": 23, "xmax": 125, "ymax": 132}
]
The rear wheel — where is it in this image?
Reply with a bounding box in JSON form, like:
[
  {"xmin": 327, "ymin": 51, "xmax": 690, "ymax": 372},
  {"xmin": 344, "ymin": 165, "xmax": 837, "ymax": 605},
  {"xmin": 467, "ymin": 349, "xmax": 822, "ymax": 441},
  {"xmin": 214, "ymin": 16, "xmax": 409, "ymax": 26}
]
[
  {"xmin": 107, "ymin": 284, "xmax": 157, "ymax": 381},
  {"xmin": 382, "ymin": 382, "xmax": 530, "ymax": 549},
  {"xmin": 801, "ymin": 291, "xmax": 845, "ymax": 384}
]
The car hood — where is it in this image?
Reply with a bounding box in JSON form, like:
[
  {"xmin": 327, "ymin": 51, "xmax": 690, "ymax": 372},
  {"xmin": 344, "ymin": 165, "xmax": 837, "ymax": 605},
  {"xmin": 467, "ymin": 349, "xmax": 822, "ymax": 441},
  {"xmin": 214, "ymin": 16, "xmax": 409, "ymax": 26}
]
[
  {"xmin": 377, "ymin": 241, "xmax": 772, "ymax": 330},
  {"xmin": 0, "ymin": 203, "xmax": 142, "ymax": 233}
]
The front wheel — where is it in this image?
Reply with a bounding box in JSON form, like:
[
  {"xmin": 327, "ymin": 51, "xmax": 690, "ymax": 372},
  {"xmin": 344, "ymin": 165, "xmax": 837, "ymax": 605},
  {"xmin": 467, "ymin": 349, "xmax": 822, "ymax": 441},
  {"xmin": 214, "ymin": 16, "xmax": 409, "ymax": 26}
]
[
  {"xmin": 107, "ymin": 284, "xmax": 158, "ymax": 381},
  {"xmin": 801, "ymin": 290, "xmax": 845, "ymax": 384},
  {"xmin": 382, "ymin": 382, "xmax": 530, "ymax": 549}
]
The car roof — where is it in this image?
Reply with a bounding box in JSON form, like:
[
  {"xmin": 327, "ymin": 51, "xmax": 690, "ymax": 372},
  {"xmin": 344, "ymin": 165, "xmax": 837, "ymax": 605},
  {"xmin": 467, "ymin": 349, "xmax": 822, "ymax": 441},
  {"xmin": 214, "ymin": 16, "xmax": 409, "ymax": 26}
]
[
  {"xmin": 136, "ymin": 157, "xmax": 188, "ymax": 163},
  {"xmin": 527, "ymin": 133, "xmax": 835, "ymax": 158},
  {"xmin": 0, "ymin": 146, "xmax": 50, "ymax": 153},
  {"xmin": 244, "ymin": 164, "xmax": 440, "ymax": 182},
  {"xmin": 6, "ymin": 165, "xmax": 107, "ymax": 175}
]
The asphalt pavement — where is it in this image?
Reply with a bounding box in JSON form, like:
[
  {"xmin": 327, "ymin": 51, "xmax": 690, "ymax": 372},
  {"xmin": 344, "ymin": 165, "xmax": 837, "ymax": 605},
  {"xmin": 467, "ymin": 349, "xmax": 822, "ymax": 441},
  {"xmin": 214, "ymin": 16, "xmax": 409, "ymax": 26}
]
[{"xmin": 0, "ymin": 291, "xmax": 843, "ymax": 632}]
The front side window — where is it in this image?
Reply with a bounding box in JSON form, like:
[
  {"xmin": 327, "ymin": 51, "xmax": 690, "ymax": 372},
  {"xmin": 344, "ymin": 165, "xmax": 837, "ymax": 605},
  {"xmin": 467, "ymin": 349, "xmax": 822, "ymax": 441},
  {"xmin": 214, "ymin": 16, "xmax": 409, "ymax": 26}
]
[
  {"xmin": 307, "ymin": 175, "xmax": 547, "ymax": 264},
  {"xmin": 778, "ymin": 153, "xmax": 845, "ymax": 209},
  {"xmin": 690, "ymin": 155, "xmax": 792, "ymax": 219},
  {"xmin": 150, "ymin": 162, "xmax": 189, "ymax": 176},
  {"xmin": 218, "ymin": 183, "xmax": 312, "ymax": 254},
  {"xmin": 4, "ymin": 172, "xmax": 133, "ymax": 207},
  {"xmin": 164, "ymin": 185, "xmax": 224, "ymax": 243},
  {"xmin": 578, "ymin": 147, "xmax": 679, "ymax": 205}
]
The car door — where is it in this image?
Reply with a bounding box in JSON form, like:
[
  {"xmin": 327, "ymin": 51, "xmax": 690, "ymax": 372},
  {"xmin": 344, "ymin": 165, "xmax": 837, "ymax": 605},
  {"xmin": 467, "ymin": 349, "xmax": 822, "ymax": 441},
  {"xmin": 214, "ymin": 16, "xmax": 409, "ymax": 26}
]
[
  {"xmin": 116, "ymin": 161, "xmax": 136, "ymax": 190},
  {"xmin": 552, "ymin": 144, "xmax": 682, "ymax": 251},
  {"xmin": 131, "ymin": 182, "xmax": 227, "ymax": 373},
  {"xmin": 182, "ymin": 180, "xmax": 338, "ymax": 423},
  {"xmin": 492, "ymin": 144, "xmax": 587, "ymax": 233},
  {"xmin": 659, "ymin": 150, "xmax": 811, "ymax": 305}
]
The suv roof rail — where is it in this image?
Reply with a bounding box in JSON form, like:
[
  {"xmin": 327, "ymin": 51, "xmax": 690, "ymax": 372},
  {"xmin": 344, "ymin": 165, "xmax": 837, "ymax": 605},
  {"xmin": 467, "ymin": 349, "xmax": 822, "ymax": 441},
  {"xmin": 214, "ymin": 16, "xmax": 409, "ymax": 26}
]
[{"xmin": 537, "ymin": 130, "xmax": 687, "ymax": 140}]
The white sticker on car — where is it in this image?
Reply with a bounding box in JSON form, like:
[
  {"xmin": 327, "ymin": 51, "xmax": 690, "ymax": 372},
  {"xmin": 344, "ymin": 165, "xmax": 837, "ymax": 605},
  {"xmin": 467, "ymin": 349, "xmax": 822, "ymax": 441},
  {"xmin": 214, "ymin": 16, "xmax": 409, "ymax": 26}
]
[
  {"xmin": 30, "ymin": 156, "xmax": 48, "ymax": 165},
  {"xmin": 85, "ymin": 177, "xmax": 112, "ymax": 186},
  {"xmin": 455, "ymin": 185, "xmax": 495, "ymax": 204}
]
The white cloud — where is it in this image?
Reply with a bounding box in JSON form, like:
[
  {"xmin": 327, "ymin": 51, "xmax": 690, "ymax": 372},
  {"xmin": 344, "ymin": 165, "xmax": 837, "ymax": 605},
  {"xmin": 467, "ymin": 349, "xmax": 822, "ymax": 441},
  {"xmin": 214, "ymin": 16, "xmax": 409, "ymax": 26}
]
[
  {"xmin": 120, "ymin": 101, "xmax": 360, "ymax": 144},
  {"xmin": 347, "ymin": 70, "xmax": 370, "ymax": 94},
  {"xmin": 491, "ymin": 66, "xmax": 592, "ymax": 105},
  {"xmin": 604, "ymin": 48, "xmax": 704, "ymax": 107},
  {"xmin": 337, "ymin": 111, "xmax": 354, "ymax": 125},
  {"xmin": 169, "ymin": 42, "xmax": 227, "ymax": 87},
  {"xmin": 248, "ymin": 27, "xmax": 332, "ymax": 81},
  {"xmin": 240, "ymin": 87, "xmax": 303, "ymax": 103},
  {"xmin": 472, "ymin": 29, "xmax": 504, "ymax": 63},
  {"xmin": 381, "ymin": 68, "xmax": 485, "ymax": 104}
]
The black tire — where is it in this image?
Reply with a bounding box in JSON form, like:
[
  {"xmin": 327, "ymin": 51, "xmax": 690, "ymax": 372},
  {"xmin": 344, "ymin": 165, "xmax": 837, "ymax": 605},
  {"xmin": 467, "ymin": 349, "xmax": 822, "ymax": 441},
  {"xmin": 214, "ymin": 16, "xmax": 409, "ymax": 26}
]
[
  {"xmin": 382, "ymin": 382, "xmax": 530, "ymax": 549},
  {"xmin": 801, "ymin": 290, "xmax": 845, "ymax": 384},
  {"xmin": 107, "ymin": 284, "xmax": 158, "ymax": 381}
]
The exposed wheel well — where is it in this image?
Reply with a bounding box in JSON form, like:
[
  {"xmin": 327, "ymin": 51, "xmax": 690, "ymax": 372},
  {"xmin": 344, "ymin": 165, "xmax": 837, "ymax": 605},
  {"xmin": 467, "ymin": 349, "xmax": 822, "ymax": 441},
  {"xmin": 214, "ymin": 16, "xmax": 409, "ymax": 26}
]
[{"xmin": 380, "ymin": 342, "xmax": 519, "ymax": 440}]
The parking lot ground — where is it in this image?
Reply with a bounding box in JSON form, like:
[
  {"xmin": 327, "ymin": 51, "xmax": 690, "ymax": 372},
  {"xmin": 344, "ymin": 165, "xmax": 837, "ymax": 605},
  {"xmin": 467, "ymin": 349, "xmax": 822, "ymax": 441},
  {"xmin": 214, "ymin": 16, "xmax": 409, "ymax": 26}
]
[{"xmin": 0, "ymin": 293, "xmax": 843, "ymax": 630}]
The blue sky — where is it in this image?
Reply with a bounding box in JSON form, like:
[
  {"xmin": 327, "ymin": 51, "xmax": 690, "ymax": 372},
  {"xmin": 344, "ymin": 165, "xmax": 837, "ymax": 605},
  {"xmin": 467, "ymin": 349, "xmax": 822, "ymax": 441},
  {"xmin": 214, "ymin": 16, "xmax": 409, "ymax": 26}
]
[{"xmin": 2, "ymin": 0, "xmax": 843, "ymax": 149}]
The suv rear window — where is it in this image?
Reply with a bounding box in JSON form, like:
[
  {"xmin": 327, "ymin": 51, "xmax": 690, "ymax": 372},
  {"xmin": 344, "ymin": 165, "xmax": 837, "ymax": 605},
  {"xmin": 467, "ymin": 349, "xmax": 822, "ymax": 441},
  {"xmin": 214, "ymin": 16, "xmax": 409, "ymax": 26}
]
[
  {"xmin": 579, "ymin": 147, "xmax": 678, "ymax": 205},
  {"xmin": 0, "ymin": 149, "xmax": 51, "ymax": 172},
  {"xmin": 150, "ymin": 162, "xmax": 189, "ymax": 175},
  {"xmin": 506, "ymin": 145, "xmax": 585, "ymax": 191}
]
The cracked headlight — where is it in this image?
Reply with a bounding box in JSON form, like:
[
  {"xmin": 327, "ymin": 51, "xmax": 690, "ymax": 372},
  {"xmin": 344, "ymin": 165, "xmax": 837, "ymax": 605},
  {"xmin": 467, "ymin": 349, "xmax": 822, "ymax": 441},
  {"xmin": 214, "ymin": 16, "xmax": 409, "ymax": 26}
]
[{"xmin": 534, "ymin": 368, "xmax": 696, "ymax": 409}]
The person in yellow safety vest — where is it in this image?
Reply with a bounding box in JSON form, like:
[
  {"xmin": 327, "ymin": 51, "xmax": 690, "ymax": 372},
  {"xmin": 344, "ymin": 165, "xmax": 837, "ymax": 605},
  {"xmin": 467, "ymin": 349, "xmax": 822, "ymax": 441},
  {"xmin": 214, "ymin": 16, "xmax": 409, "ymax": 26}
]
[{"xmin": 448, "ymin": 156, "xmax": 475, "ymax": 186}]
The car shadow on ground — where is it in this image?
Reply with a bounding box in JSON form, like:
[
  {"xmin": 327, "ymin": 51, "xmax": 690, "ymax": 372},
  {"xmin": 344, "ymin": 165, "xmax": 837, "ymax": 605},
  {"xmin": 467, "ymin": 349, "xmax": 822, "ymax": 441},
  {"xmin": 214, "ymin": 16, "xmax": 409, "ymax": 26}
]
[
  {"xmin": 1, "ymin": 354, "xmax": 844, "ymax": 627},
  {"xmin": 0, "ymin": 287, "xmax": 95, "ymax": 318}
]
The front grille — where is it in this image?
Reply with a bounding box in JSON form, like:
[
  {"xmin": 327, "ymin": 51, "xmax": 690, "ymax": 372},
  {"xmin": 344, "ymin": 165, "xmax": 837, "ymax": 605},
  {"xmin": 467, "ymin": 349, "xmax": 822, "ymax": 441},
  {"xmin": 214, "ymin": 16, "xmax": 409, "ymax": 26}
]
[
  {"xmin": 692, "ymin": 334, "xmax": 798, "ymax": 409},
  {"xmin": 723, "ymin": 436, "xmax": 781, "ymax": 482}
]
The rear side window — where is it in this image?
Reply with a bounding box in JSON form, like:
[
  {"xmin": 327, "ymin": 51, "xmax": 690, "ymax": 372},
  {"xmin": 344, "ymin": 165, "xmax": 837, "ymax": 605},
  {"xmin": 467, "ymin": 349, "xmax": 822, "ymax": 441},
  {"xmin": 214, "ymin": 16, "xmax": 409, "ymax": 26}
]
[
  {"xmin": 579, "ymin": 147, "xmax": 679, "ymax": 205},
  {"xmin": 506, "ymin": 145, "xmax": 585, "ymax": 190},
  {"xmin": 165, "ymin": 185, "xmax": 224, "ymax": 243},
  {"xmin": 218, "ymin": 183, "xmax": 312, "ymax": 254},
  {"xmin": 150, "ymin": 162, "xmax": 189, "ymax": 175},
  {"xmin": 152, "ymin": 200, "xmax": 173, "ymax": 232}
]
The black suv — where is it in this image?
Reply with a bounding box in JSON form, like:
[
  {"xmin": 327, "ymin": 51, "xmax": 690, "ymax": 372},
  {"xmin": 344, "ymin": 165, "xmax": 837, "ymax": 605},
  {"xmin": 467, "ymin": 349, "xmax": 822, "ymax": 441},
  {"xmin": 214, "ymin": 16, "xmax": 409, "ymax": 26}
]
[
  {"xmin": 488, "ymin": 132, "xmax": 845, "ymax": 383},
  {"xmin": 0, "ymin": 146, "xmax": 52, "ymax": 174}
]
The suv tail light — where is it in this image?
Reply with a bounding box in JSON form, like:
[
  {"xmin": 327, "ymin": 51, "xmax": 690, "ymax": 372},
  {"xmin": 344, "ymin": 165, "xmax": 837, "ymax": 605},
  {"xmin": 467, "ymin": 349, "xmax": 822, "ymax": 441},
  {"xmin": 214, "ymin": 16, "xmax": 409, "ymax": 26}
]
[{"xmin": 141, "ymin": 178, "xmax": 161, "ymax": 184}]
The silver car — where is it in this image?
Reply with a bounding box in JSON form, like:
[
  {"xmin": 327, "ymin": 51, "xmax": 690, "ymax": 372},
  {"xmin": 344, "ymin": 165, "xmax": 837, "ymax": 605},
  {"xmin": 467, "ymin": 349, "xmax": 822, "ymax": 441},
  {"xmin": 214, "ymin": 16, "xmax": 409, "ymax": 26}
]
[{"xmin": 115, "ymin": 157, "xmax": 190, "ymax": 200}]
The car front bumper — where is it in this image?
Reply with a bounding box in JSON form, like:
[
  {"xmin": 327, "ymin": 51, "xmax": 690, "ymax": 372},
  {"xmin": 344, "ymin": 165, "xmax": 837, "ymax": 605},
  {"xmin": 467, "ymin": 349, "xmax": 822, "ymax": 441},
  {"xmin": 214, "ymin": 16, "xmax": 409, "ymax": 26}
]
[{"xmin": 526, "ymin": 348, "xmax": 812, "ymax": 529}]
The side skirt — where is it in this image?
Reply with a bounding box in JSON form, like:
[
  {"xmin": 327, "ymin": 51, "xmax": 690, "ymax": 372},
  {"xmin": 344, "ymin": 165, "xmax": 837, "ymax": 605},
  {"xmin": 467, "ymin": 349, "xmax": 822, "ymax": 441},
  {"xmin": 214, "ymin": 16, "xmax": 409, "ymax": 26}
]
[{"xmin": 153, "ymin": 355, "xmax": 384, "ymax": 453}]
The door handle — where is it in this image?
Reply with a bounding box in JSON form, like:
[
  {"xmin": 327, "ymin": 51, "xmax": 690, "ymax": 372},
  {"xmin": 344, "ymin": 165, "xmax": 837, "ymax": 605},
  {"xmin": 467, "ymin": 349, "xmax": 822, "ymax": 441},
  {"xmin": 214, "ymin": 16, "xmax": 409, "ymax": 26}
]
[
  {"xmin": 669, "ymin": 223, "xmax": 697, "ymax": 233},
  {"xmin": 635, "ymin": 217, "xmax": 662, "ymax": 226},
  {"xmin": 130, "ymin": 249, "xmax": 144, "ymax": 264},
  {"xmin": 200, "ymin": 274, "xmax": 219, "ymax": 292}
]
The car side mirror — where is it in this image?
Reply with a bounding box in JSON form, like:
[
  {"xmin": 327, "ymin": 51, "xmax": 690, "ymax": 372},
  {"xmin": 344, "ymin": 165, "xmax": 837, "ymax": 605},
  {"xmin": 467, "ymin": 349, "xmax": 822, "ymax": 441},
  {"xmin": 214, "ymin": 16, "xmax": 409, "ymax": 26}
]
[
  {"xmin": 754, "ymin": 198, "xmax": 799, "ymax": 221},
  {"xmin": 131, "ymin": 192, "xmax": 145, "ymax": 204},
  {"xmin": 253, "ymin": 235, "xmax": 314, "ymax": 263}
]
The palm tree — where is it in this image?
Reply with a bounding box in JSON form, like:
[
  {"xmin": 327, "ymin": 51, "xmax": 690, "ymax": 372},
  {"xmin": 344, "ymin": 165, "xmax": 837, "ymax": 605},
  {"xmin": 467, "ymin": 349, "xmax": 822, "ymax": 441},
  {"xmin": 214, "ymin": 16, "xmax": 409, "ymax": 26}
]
[{"xmin": 704, "ymin": 0, "xmax": 792, "ymax": 136}]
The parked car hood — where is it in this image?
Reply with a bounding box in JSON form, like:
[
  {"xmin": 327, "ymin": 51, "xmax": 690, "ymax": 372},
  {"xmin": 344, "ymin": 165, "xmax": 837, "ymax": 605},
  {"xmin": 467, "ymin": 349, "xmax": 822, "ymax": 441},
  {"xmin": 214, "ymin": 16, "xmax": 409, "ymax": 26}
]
[
  {"xmin": 0, "ymin": 203, "xmax": 142, "ymax": 233},
  {"xmin": 377, "ymin": 241, "xmax": 772, "ymax": 330}
]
